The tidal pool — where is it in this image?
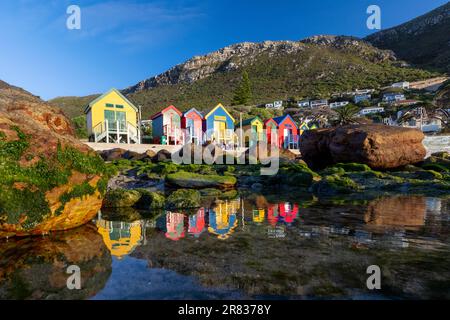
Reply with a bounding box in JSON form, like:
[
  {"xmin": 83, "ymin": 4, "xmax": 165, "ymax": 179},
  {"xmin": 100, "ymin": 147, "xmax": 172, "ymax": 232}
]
[{"xmin": 1, "ymin": 193, "xmax": 449, "ymax": 300}]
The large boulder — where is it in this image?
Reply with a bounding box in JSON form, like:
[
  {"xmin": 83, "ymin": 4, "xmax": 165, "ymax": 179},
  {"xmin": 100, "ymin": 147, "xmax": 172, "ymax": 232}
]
[
  {"xmin": 300, "ymin": 124, "xmax": 426, "ymax": 170},
  {"xmin": 0, "ymin": 80, "xmax": 107, "ymax": 237}
]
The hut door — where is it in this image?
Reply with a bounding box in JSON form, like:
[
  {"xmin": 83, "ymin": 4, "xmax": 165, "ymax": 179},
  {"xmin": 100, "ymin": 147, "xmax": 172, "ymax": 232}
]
[{"xmin": 214, "ymin": 121, "xmax": 226, "ymax": 142}]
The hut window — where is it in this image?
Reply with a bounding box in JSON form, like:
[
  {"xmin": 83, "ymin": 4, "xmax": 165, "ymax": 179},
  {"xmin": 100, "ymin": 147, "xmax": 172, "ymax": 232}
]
[
  {"xmin": 116, "ymin": 105, "xmax": 124, "ymax": 109},
  {"xmin": 106, "ymin": 103, "xmax": 114, "ymax": 108}
]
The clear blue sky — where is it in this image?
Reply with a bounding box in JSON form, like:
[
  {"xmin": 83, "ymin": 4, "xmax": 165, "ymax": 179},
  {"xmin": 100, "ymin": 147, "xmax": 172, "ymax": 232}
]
[{"xmin": 0, "ymin": 0, "xmax": 448, "ymax": 100}]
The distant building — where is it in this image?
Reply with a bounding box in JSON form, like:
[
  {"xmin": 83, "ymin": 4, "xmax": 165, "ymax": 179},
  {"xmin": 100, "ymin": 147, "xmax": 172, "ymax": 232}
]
[
  {"xmin": 310, "ymin": 99, "xmax": 328, "ymax": 108},
  {"xmin": 329, "ymin": 101, "xmax": 349, "ymax": 108},
  {"xmin": 266, "ymin": 101, "xmax": 283, "ymax": 109},
  {"xmin": 359, "ymin": 107, "xmax": 384, "ymax": 116},
  {"xmin": 274, "ymin": 101, "xmax": 283, "ymax": 109},
  {"xmin": 391, "ymin": 81, "xmax": 410, "ymax": 89},
  {"xmin": 353, "ymin": 94, "xmax": 371, "ymax": 104},
  {"xmin": 297, "ymin": 100, "xmax": 310, "ymax": 108},
  {"xmin": 402, "ymin": 118, "xmax": 442, "ymax": 133},
  {"xmin": 392, "ymin": 99, "xmax": 420, "ymax": 107},
  {"xmin": 383, "ymin": 93, "xmax": 406, "ymax": 103}
]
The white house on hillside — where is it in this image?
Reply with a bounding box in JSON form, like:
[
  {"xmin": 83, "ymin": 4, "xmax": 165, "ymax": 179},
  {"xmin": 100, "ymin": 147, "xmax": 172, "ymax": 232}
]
[
  {"xmin": 310, "ymin": 99, "xmax": 328, "ymax": 108},
  {"xmin": 329, "ymin": 101, "xmax": 349, "ymax": 108},
  {"xmin": 391, "ymin": 81, "xmax": 410, "ymax": 89},
  {"xmin": 359, "ymin": 107, "xmax": 384, "ymax": 116},
  {"xmin": 383, "ymin": 93, "xmax": 406, "ymax": 103}
]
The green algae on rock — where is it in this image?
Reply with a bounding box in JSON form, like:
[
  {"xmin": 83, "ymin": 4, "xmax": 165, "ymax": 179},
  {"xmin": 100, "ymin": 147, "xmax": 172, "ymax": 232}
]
[{"xmin": 0, "ymin": 81, "xmax": 108, "ymax": 237}]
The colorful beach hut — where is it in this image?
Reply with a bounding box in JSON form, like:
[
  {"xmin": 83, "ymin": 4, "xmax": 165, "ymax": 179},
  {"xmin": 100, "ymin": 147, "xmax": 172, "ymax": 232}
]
[
  {"xmin": 181, "ymin": 108, "xmax": 203, "ymax": 145},
  {"xmin": 203, "ymin": 103, "xmax": 236, "ymax": 146},
  {"xmin": 150, "ymin": 105, "xmax": 183, "ymax": 145},
  {"xmin": 85, "ymin": 88, "xmax": 140, "ymax": 144},
  {"xmin": 236, "ymin": 116, "xmax": 264, "ymax": 147},
  {"xmin": 265, "ymin": 115, "xmax": 299, "ymax": 149}
]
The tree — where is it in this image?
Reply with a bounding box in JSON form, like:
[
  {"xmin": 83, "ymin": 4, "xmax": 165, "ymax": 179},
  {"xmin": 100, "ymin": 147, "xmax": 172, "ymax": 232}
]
[
  {"xmin": 334, "ymin": 104, "xmax": 360, "ymax": 125},
  {"xmin": 232, "ymin": 71, "xmax": 253, "ymax": 106}
]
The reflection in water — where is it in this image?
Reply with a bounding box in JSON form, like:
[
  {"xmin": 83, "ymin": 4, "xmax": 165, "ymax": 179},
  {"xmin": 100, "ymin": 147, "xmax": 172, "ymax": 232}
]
[
  {"xmin": 96, "ymin": 217, "xmax": 147, "ymax": 259},
  {"xmin": 208, "ymin": 200, "xmax": 240, "ymax": 240},
  {"xmin": 3, "ymin": 194, "xmax": 449, "ymax": 300},
  {"xmin": 0, "ymin": 224, "xmax": 112, "ymax": 299},
  {"xmin": 364, "ymin": 196, "xmax": 427, "ymax": 229},
  {"xmin": 165, "ymin": 212, "xmax": 185, "ymax": 241},
  {"xmin": 188, "ymin": 208, "xmax": 206, "ymax": 238}
]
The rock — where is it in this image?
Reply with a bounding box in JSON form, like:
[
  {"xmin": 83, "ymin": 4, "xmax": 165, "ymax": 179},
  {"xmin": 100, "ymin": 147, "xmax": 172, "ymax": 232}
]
[
  {"xmin": 99, "ymin": 148, "xmax": 128, "ymax": 161},
  {"xmin": 166, "ymin": 171, "xmax": 237, "ymax": 189},
  {"xmin": 300, "ymin": 124, "xmax": 426, "ymax": 170},
  {"xmin": 154, "ymin": 149, "xmax": 172, "ymax": 162},
  {"xmin": 311, "ymin": 174, "xmax": 360, "ymax": 195},
  {"xmin": 413, "ymin": 170, "xmax": 443, "ymax": 180},
  {"xmin": 134, "ymin": 189, "xmax": 165, "ymax": 209},
  {"xmin": 0, "ymin": 80, "xmax": 107, "ymax": 237},
  {"xmin": 421, "ymin": 152, "xmax": 450, "ymax": 172},
  {"xmin": 199, "ymin": 188, "xmax": 222, "ymax": 197},
  {"xmin": 101, "ymin": 207, "xmax": 143, "ymax": 221},
  {"xmin": 251, "ymin": 183, "xmax": 264, "ymax": 191},
  {"xmin": 103, "ymin": 189, "xmax": 141, "ymax": 208},
  {"xmin": 166, "ymin": 189, "xmax": 201, "ymax": 209}
]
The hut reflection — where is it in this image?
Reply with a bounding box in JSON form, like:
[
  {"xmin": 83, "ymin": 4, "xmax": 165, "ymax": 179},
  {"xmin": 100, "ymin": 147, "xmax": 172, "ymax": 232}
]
[
  {"xmin": 188, "ymin": 208, "xmax": 206, "ymax": 238},
  {"xmin": 208, "ymin": 199, "xmax": 240, "ymax": 240},
  {"xmin": 165, "ymin": 212, "xmax": 186, "ymax": 241},
  {"xmin": 96, "ymin": 218, "xmax": 146, "ymax": 258}
]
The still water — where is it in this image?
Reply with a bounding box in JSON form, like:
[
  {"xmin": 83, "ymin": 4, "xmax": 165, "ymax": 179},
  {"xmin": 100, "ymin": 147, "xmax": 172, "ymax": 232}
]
[{"xmin": 1, "ymin": 193, "xmax": 449, "ymax": 299}]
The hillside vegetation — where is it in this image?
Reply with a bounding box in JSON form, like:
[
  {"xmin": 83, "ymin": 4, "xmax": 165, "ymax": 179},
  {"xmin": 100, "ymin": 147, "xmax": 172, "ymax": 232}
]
[
  {"xmin": 366, "ymin": 2, "xmax": 450, "ymax": 73},
  {"xmin": 49, "ymin": 36, "xmax": 437, "ymax": 120}
]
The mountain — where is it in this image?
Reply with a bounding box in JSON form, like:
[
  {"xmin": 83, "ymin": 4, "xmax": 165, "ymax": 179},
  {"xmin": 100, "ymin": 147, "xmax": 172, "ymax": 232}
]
[
  {"xmin": 365, "ymin": 2, "xmax": 450, "ymax": 73},
  {"xmin": 50, "ymin": 35, "xmax": 436, "ymax": 119}
]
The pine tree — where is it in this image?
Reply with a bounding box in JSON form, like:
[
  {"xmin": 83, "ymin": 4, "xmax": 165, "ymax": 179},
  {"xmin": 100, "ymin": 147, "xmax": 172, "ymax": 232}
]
[{"xmin": 232, "ymin": 71, "xmax": 253, "ymax": 106}]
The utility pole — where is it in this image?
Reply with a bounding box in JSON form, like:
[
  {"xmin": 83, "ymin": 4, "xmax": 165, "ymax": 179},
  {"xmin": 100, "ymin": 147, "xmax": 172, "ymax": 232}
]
[
  {"xmin": 240, "ymin": 112, "xmax": 243, "ymax": 149},
  {"xmin": 138, "ymin": 105, "xmax": 142, "ymax": 144}
]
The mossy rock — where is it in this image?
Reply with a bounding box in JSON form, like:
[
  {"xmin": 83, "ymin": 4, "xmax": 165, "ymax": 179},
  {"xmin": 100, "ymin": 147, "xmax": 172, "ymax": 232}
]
[
  {"xmin": 219, "ymin": 189, "xmax": 239, "ymax": 200},
  {"xmin": 414, "ymin": 170, "xmax": 444, "ymax": 180},
  {"xmin": 166, "ymin": 189, "xmax": 201, "ymax": 209},
  {"xmin": 166, "ymin": 171, "xmax": 237, "ymax": 189},
  {"xmin": 421, "ymin": 163, "xmax": 449, "ymax": 173},
  {"xmin": 312, "ymin": 174, "xmax": 360, "ymax": 195},
  {"xmin": 103, "ymin": 189, "xmax": 141, "ymax": 208},
  {"xmin": 199, "ymin": 188, "xmax": 222, "ymax": 197},
  {"xmin": 276, "ymin": 163, "xmax": 320, "ymax": 187},
  {"xmin": 134, "ymin": 189, "xmax": 165, "ymax": 209},
  {"xmin": 334, "ymin": 163, "xmax": 373, "ymax": 172},
  {"xmin": 431, "ymin": 151, "xmax": 449, "ymax": 159}
]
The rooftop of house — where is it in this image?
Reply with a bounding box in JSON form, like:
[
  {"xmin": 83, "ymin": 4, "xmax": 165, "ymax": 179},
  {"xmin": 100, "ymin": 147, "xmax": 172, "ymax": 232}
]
[{"xmin": 236, "ymin": 116, "xmax": 262, "ymax": 127}]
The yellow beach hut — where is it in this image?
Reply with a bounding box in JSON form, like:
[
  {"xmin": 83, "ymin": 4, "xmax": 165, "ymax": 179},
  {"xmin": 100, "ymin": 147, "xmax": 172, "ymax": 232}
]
[
  {"xmin": 85, "ymin": 88, "xmax": 141, "ymax": 144},
  {"xmin": 236, "ymin": 116, "xmax": 264, "ymax": 147}
]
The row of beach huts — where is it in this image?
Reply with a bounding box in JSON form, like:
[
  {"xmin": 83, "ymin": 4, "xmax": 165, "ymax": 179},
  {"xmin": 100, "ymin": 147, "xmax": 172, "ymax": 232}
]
[{"xmin": 84, "ymin": 89, "xmax": 314, "ymax": 149}]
